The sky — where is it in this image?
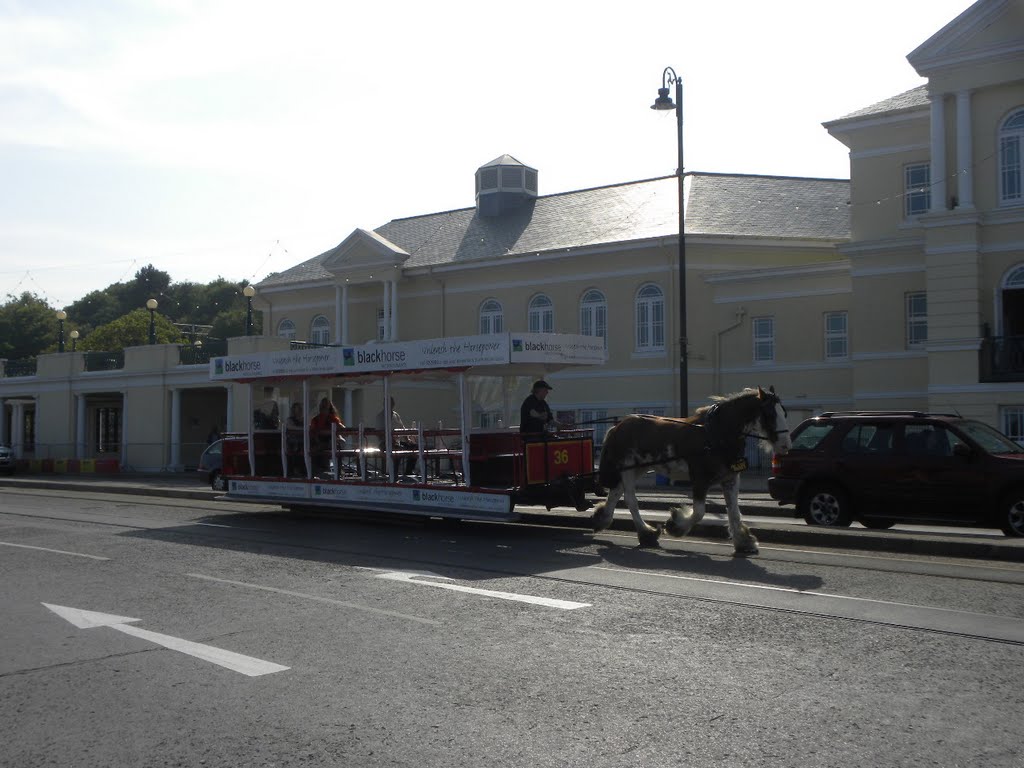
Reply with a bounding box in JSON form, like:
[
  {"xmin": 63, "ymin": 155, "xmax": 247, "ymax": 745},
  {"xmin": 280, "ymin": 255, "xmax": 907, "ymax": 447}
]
[{"xmin": 0, "ymin": 0, "xmax": 977, "ymax": 310}]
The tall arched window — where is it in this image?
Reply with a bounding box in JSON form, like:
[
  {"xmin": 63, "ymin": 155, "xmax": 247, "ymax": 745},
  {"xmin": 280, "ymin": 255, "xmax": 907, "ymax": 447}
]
[
  {"xmin": 310, "ymin": 315, "xmax": 330, "ymax": 345},
  {"xmin": 1000, "ymin": 264, "xmax": 1024, "ymax": 337},
  {"xmin": 277, "ymin": 319, "xmax": 296, "ymax": 340},
  {"xmin": 528, "ymin": 294, "xmax": 554, "ymax": 333},
  {"xmin": 580, "ymin": 289, "xmax": 607, "ymax": 347},
  {"xmin": 1000, "ymin": 108, "xmax": 1024, "ymax": 204},
  {"xmin": 479, "ymin": 299, "xmax": 503, "ymax": 334},
  {"xmin": 635, "ymin": 284, "xmax": 664, "ymax": 351}
]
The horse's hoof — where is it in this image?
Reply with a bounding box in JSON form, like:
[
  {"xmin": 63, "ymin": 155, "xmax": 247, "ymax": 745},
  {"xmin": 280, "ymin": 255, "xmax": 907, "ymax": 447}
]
[
  {"xmin": 637, "ymin": 524, "xmax": 663, "ymax": 548},
  {"xmin": 732, "ymin": 545, "xmax": 759, "ymax": 557}
]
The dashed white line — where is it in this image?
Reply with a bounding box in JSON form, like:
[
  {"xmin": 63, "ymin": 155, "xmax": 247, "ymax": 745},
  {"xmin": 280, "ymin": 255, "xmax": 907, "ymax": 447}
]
[{"xmin": 0, "ymin": 541, "xmax": 109, "ymax": 560}]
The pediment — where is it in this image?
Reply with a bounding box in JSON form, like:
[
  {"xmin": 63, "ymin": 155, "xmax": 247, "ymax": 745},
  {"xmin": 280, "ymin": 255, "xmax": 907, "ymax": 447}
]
[
  {"xmin": 321, "ymin": 228, "xmax": 410, "ymax": 279},
  {"xmin": 908, "ymin": 0, "xmax": 1024, "ymax": 79}
]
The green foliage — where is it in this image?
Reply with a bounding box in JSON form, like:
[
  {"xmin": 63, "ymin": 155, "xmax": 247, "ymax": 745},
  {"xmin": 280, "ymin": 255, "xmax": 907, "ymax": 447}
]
[
  {"xmin": 77, "ymin": 309, "xmax": 184, "ymax": 351},
  {"xmin": 0, "ymin": 293, "xmax": 59, "ymax": 358},
  {"xmin": 51, "ymin": 270, "xmax": 260, "ymax": 354},
  {"xmin": 210, "ymin": 307, "xmax": 263, "ymax": 339}
]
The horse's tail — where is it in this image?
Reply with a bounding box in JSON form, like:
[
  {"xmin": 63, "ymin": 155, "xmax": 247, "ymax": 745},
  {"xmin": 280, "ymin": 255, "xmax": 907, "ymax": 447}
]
[{"xmin": 597, "ymin": 429, "xmax": 622, "ymax": 490}]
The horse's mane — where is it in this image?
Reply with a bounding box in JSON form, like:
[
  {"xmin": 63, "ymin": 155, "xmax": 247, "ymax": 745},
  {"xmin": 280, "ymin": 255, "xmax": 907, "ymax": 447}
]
[{"xmin": 694, "ymin": 388, "xmax": 759, "ymax": 417}]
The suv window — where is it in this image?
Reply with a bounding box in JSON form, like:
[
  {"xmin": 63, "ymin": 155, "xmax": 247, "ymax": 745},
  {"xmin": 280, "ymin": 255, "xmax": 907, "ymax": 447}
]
[
  {"xmin": 840, "ymin": 424, "xmax": 895, "ymax": 455},
  {"xmin": 956, "ymin": 420, "xmax": 1024, "ymax": 454},
  {"xmin": 791, "ymin": 423, "xmax": 834, "ymax": 450},
  {"xmin": 904, "ymin": 424, "xmax": 962, "ymax": 457}
]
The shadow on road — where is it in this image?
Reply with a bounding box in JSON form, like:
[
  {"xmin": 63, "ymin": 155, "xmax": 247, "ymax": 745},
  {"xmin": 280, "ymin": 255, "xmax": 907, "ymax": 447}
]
[{"xmin": 118, "ymin": 505, "xmax": 825, "ymax": 592}]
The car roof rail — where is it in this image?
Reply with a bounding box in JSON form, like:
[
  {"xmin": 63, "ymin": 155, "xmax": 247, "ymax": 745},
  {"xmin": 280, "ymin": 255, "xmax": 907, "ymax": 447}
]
[{"xmin": 816, "ymin": 410, "xmax": 959, "ymax": 418}]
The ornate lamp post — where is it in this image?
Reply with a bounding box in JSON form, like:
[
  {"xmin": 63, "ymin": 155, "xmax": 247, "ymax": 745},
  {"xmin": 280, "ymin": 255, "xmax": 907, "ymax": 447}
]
[
  {"xmin": 146, "ymin": 298, "xmax": 158, "ymax": 345},
  {"xmin": 70, "ymin": 329, "xmax": 79, "ymax": 352},
  {"xmin": 243, "ymin": 285, "xmax": 256, "ymax": 336},
  {"xmin": 56, "ymin": 310, "xmax": 67, "ymax": 352},
  {"xmin": 651, "ymin": 66, "xmax": 688, "ymax": 416}
]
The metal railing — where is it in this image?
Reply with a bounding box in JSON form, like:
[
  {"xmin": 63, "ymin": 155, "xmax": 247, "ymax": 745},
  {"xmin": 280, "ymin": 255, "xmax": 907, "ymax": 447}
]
[
  {"xmin": 3, "ymin": 358, "xmax": 38, "ymax": 377},
  {"xmin": 83, "ymin": 351, "xmax": 125, "ymax": 372},
  {"xmin": 290, "ymin": 340, "xmax": 340, "ymax": 350},
  {"xmin": 979, "ymin": 335, "xmax": 1024, "ymax": 382},
  {"xmin": 179, "ymin": 339, "xmax": 227, "ymax": 366}
]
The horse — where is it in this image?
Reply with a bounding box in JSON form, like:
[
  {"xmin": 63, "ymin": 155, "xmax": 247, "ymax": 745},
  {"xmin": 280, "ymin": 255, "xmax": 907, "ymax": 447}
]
[{"xmin": 591, "ymin": 386, "xmax": 792, "ymax": 555}]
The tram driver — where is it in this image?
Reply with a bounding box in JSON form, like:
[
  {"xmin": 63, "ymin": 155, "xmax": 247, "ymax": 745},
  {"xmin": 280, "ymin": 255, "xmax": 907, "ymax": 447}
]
[{"xmin": 519, "ymin": 380, "xmax": 554, "ymax": 435}]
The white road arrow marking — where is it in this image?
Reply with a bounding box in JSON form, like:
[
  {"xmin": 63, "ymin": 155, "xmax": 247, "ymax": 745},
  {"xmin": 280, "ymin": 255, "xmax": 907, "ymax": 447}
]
[
  {"xmin": 42, "ymin": 603, "xmax": 289, "ymax": 677},
  {"xmin": 373, "ymin": 570, "xmax": 590, "ymax": 610}
]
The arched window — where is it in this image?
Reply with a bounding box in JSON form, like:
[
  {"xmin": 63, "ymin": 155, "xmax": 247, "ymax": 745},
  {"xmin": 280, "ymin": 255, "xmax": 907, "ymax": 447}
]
[
  {"xmin": 1000, "ymin": 108, "xmax": 1024, "ymax": 204},
  {"xmin": 634, "ymin": 284, "xmax": 664, "ymax": 351},
  {"xmin": 310, "ymin": 315, "xmax": 330, "ymax": 345},
  {"xmin": 528, "ymin": 294, "xmax": 554, "ymax": 333},
  {"xmin": 580, "ymin": 289, "xmax": 607, "ymax": 347},
  {"xmin": 479, "ymin": 299, "xmax": 503, "ymax": 335},
  {"xmin": 1000, "ymin": 264, "xmax": 1024, "ymax": 337},
  {"xmin": 277, "ymin": 319, "xmax": 296, "ymax": 340}
]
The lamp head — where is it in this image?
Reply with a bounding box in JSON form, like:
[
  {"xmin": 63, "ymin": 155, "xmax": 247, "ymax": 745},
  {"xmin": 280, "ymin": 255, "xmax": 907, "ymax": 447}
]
[
  {"xmin": 56, "ymin": 310, "xmax": 67, "ymax": 321},
  {"xmin": 651, "ymin": 87, "xmax": 675, "ymax": 111},
  {"xmin": 243, "ymin": 285, "xmax": 256, "ymax": 298},
  {"xmin": 146, "ymin": 298, "xmax": 158, "ymax": 311},
  {"xmin": 70, "ymin": 330, "xmax": 79, "ymax": 340}
]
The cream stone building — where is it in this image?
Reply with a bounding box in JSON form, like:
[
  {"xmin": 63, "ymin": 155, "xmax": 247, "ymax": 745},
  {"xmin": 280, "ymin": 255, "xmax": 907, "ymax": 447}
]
[{"xmin": 1, "ymin": 0, "xmax": 1021, "ymax": 470}]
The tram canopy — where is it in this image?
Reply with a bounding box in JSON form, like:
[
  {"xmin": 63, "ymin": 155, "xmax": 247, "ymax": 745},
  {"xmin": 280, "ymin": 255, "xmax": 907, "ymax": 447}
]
[{"xmin": 209, "ymin": 332, "xmax": 606, "ymax": 383}]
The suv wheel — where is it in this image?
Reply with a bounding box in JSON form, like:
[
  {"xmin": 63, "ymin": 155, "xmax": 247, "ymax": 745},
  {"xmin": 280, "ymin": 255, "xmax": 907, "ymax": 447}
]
[
  {"xmin": 999, "ymin": 492, "xmax": 1024, "ymax": 537},
  {"xmin": 210, "ymin": 470, "xmax": 226, "ymax": 492},
  {"xmin": 800, "ymin": 485, "xmax": 852, "ymax": 527}
]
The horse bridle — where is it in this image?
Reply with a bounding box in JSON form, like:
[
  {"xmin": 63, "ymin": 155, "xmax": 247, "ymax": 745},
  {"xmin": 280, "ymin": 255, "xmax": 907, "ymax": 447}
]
[{"xmin": 754, "ymin": 389, "xmax": 789, "ymax": 443}]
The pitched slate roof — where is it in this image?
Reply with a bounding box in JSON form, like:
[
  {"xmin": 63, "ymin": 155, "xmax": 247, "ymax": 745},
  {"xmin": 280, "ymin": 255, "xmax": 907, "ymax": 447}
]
[
  {"xmin": 686, "ymin": 173, "xmax": 850, "ymax": 239},
  {"xmin": 258, "ymin": 173, "xmax": 850, "ymax": 289},
  {"xmin": 824, "ymin": 84, "xmax": 930, "ymax": 125}
]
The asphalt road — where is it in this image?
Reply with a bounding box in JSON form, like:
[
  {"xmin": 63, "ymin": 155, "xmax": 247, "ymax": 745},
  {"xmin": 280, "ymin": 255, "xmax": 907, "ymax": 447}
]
[{"xmin": 2, "ymin": 487, "xmax": 1023, "ymax": 767}]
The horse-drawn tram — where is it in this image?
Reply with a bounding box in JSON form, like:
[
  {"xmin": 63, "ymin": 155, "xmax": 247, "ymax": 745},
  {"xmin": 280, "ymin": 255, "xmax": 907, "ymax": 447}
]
[{"xmin": 208, "ymin": 332, "xmax": 606, "ymax": 522}]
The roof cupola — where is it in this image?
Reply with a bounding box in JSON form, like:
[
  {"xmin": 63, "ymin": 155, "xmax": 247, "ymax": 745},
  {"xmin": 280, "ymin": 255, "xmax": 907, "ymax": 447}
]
[{"xmin": 475, "ymin": 154, "xmax": 538, "ymax": 216}]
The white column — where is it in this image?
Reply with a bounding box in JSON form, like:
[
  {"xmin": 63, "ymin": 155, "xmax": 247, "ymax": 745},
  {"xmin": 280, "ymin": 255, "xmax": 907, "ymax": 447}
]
[
  {"xmin": 75, "ymin": 395, "xmax": 87, "ymax": 459},
  {"xmin": 226, "ymin": 385, "xmax": 234, "ymax": 432},
  {"xmin": 929, "ymin": 93, "xmax": 947, "ymax": 213},
  {"xmin": 334, "ymin": 285, "xmax": 344, "ymax": 345},
  {"xmin": 120, "ymin": 391, "xmax": 128, "ymax": 468},
  {"xmin": 247, "ymin": 383, "xmax": 256, "ymax": 476},
  {"xmin": 390, "ymin": 279, "xmax": 399, "ymax": 341},
  {"xmin": 170, "ymin": 388, "xmax": 182, "ymax": 471},
  {"xmin": 382, "ymin": 280, "xmax": 391, "ymax": 341},
  {"xmin": 11, "ymin": 402, "xmax": 24, "ymax": 459},
  {"xmin": 0, "ymin": 398, "xmax": 7, "ymax": 447},
  {"xmin": 955, "ymin": 90, "xmax": 973, "ymax": 210},
  {"xmin": 341, "ymin": 284, "xmax": 350, "ymax": 345}
]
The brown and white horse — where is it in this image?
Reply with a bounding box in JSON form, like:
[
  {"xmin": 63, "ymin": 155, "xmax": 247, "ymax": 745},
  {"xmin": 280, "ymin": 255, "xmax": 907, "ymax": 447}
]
[{"xmin": 591, "ymin": 387, "xmax": 792, "ymax": 554}]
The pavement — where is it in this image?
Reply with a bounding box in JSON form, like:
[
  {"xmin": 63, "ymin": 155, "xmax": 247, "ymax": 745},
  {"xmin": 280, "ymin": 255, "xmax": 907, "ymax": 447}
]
[{"xmin": 2, "ymin": 471, "xmax": 1023, "ymax": 564}]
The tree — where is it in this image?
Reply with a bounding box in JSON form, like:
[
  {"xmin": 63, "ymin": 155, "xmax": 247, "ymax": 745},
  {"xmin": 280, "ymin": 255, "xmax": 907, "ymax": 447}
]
[
  {"xmin": 78, "ymin": 309, "xmax": 184, "ymax": 351},
  {"xmin": 210, "ymin": 307, "xmax": 263, "ymax": 340},
  {"xmin": 0, "ymin": 292, "xmax": 59, "ymax": 359}
]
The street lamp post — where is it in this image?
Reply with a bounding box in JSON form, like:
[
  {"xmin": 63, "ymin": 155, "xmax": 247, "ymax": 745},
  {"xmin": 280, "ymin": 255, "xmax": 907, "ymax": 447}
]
[
  {"xmin": 146, "ymin": 298, "xmax": 158, "ymax": 345},
  {"xmin": 70, "ymin": 329, "xmax": 79, "ymax": 352},
  {"xmin": 243, "ymin": 285, "xmax": 256, "ymax": 336},
  {"xmin": 56, "ymin": 310, "xmax": 67, "ymax": 353},
  {"xmin": 651, "ymin": 66, "xmax": 688, "ymax": 416}
]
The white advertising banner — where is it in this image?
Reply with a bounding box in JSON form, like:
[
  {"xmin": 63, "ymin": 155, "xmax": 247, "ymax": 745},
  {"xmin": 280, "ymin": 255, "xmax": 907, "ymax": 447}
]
[
  {"xmin": 509, "ymin": 333, "xmax": 607, "ymax": 365},
  {"xmin": 210, "ymin": 347, "xmax": 342, "ymax": 381},
  {"xmin": 340, "ymin": 334, "xmax": 510, "ymax": 373},
  {"xmin": 210, "ymin": 332, "xmax": 604, "ymax": 382}
]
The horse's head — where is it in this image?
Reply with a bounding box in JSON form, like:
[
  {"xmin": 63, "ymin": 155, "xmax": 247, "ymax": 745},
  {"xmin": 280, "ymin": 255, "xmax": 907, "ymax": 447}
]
[{"xmin": 757, "ymin": 386, "xmax": 792, "ymax": 455}]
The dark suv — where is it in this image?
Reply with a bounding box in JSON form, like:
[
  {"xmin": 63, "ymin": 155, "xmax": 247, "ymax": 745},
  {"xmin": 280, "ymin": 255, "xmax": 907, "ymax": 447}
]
[{"xmin": 768, "ymin": 411, "xmax": 1024, "ymax": 537}]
